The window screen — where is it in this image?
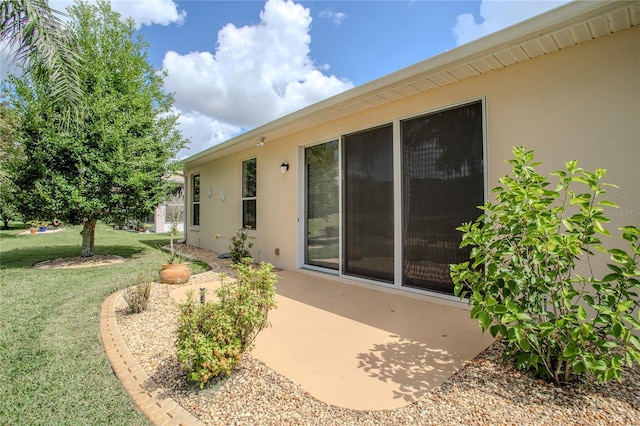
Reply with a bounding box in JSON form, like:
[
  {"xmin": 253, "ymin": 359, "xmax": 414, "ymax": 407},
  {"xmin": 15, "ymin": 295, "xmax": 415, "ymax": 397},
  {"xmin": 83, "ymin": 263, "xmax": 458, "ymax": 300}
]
[
  {"xmin": 401, "ymin": 101, "xmax": 484, "ymax": 294},
  {"xmin": 343, "ymin": 124, "xmax": 394, "ymax": 283}
]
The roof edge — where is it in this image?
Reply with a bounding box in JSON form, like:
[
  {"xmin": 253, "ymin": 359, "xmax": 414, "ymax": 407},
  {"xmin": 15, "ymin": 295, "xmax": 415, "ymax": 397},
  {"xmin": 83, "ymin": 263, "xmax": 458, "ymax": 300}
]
[{"xmin": 184, "ymin": 0, "xmax": 633, "ymax": 166}]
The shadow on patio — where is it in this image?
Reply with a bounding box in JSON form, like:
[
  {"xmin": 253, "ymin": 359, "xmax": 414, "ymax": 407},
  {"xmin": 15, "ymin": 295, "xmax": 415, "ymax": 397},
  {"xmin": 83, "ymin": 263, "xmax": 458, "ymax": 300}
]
[{"xmin": 250, "ymin": 270, "xmax": 495, "ymax": 410}]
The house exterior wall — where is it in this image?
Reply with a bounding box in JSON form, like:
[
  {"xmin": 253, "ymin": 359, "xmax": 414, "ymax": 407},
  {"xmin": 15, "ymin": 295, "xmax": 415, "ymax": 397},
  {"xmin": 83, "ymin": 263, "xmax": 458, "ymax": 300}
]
[{"xmin": 185, "ymin": 27, "xmax": 639, "ymax": 286}]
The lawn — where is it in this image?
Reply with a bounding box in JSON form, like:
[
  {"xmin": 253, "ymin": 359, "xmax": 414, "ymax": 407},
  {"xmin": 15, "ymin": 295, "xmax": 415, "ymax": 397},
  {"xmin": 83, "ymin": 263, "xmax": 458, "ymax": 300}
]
[{"xmin": 0, "ymin": 223, "xmax": 201, "ymax": 425}]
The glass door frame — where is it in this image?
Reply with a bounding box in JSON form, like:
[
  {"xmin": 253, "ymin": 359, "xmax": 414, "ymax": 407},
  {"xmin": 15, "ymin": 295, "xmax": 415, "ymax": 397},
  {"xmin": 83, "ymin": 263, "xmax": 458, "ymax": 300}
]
[
  {"xmin": 297, "ymin": 97, "xmax": 487, "ymax": 302},
  {"xmin": 298, "ymin": 139, "xmax": 342, "ymax": 275}
]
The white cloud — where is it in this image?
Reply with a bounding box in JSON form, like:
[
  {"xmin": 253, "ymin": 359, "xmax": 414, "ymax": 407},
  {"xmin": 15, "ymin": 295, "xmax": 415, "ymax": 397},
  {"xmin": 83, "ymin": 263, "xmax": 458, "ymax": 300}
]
[
  {"xmin": 453, "ymin": 0, "xmax": 571, "ymax": 45},
  {"xmin": 50, "ymin": 0, "xmax": 186, "ymax": 29},
  {"xmin": 0, "ymin": 43, "xmax": 21, "ymax": 81},
  {"xmin": 173, "ymin": 111, "xmax": 241, "ymax": 158},
  {"xmin": 2, "ymin": 1, "xmax": 186, "ymax": 88},
  {"xmin": 163, "ymin": 0, "xmax": 354, "ymax": 158},
  {"xmin": 111, "ymin": 0, "xmax": 186, "ymax": 29},
  {"xmin": 319, "ymin": 8, "xmax": 347, "ymax": 26}
]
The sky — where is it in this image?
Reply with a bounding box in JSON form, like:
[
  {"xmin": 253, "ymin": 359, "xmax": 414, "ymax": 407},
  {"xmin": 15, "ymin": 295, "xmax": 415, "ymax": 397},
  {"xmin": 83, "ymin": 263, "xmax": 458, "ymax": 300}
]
[{"xmin": 1, "ymin": 0, "xmax": 571, "ymax": 159}]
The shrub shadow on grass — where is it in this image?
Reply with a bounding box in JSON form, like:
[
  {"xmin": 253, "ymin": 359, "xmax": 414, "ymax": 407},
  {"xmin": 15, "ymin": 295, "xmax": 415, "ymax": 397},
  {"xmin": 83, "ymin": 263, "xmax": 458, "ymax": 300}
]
[
  {"xmin": 137, "ymin": 238, "xmax": 173, "ymax": 251},
  {"xmin": 0, "ymin": 232, "xmax": 19, "ymax": 239},
  {"xmin": 0, "ymin": 245, "xmax": 146, "ymax": 270}
]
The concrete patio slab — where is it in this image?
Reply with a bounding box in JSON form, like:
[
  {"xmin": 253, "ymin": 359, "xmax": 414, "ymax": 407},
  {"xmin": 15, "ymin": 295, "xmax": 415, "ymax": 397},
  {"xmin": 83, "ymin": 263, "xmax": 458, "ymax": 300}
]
[{"xmin": 170, "ymin": 270, "xmax": 494, "ymax": 411}]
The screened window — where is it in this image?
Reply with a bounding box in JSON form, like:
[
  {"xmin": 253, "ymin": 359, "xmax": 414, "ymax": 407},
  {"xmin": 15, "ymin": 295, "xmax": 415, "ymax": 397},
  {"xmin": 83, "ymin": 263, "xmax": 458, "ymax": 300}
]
[
  {"xmin": 343, "ymin": 124, "xmax": 394, "ymax": 283},
  {"xmin": 401, "ymin": 101, "xmax": 484, "ymax": 294},
  {"xmin": 305, "ymin": 141, "xmax": 339, "ymax": 270},
  {"xmin": 242, "ymin": 158, "xmax": 257, "ymax": 229},
  {"xmin": 192, "ymin": 174, "xmax": 200, "ymax": 226}
]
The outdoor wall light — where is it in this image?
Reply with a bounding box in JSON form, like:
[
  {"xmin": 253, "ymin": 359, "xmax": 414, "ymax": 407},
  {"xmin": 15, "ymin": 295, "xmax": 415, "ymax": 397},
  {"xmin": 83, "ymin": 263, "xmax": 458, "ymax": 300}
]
[
  {"xmin": 207, "ymin": 186, "xmax": 212, "ymax": 198},
  {"xmin": 280, "ymin": 162, "xmax": 289, "ymax": 173},
  {"xmin": 256, "ymin": 136, "xmax": 265, "ymax": 147}
]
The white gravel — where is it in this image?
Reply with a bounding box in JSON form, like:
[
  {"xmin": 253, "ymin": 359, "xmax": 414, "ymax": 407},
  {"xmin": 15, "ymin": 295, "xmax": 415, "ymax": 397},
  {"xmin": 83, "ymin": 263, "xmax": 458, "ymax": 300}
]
[{"xmin": 115, "ymin": 248, "xmax": 640, "ymax": 425}]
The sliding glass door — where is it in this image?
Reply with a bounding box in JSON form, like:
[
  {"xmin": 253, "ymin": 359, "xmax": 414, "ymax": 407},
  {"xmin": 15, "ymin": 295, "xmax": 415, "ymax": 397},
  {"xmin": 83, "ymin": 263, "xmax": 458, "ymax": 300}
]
[
  {"xmin": 302, "ymin": 101, "xmax": 484, "ymax": 296},
  {"xmin": 401, "ymin": 101, "xmax": 484, "ymax": 294},
  {"xmin": 305, "ymin": 141, "xmax": 339, "ymax": 270},
  {"xmin": 342, "ymin": 124, "xmax": 394, "ymax": 283}
]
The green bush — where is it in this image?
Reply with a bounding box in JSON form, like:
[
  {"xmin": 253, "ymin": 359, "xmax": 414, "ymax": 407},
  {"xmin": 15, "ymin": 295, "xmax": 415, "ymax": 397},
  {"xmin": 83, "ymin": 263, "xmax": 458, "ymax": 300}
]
[
  {"xmin": 451, "ymin": 146, "xmax": 640, "ymax": 385},
  {"xmin": 176, "ymin": 261, "xmax": 277, "ymax": 387},
  {"xmin": 216, "ymin": 226, "xmax": 255, "ymax": 264},
  {"xmin": 122, "ymin": 273, "xmax": 153, "ymax": 314},
  {"xmin": 229, "ymin": 227, "xmax": 254, "ymax": 264}
]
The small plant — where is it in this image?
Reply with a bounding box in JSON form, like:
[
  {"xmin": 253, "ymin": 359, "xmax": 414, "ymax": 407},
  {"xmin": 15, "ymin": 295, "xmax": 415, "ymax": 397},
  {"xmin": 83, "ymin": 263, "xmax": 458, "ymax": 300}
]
[
  {"xmin": 166, "ymin": 189, "xmax": 185, "ymax": 235},
  {"xmin": 451, "ymin": 146, "xmax": 640, "ymax": 385},
  {"xmin": 160, "ymin": 189, "xmax": 187, "ymax": 264},
  {"xmin": 175, "ymin": 260, "xmax": 277, "ymax": 387},
  {"xmin": 158, "ymin": 244, "xmax": 192, "ymax": 264},
  {"xmin": 216, "ymin": 226, "xmax": 254, "ymax": 264},
  {"xmin": 122, "ymin": 273, "xmax": 153, "ymax": 313}
]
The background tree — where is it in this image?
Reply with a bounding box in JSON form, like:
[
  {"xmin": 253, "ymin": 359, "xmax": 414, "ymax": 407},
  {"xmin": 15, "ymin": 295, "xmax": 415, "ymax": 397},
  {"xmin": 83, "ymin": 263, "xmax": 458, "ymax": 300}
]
[
  {"xmin": 0, "ymin": 102, "xmax": 22, "ymax": 229},
  {"xmin": 5, "ymin": 0, "xmax": 187, "ymax": 256},
  {"xmin": 1, "ymin": 0, "xmax": 82, "ymax": 106}
]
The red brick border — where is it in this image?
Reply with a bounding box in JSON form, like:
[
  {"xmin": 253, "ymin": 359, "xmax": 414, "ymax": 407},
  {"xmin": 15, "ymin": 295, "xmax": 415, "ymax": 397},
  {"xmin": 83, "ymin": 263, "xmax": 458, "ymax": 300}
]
[{"xmin": 100, "ymin": 292, "xmax": 205, "ymax": 426}]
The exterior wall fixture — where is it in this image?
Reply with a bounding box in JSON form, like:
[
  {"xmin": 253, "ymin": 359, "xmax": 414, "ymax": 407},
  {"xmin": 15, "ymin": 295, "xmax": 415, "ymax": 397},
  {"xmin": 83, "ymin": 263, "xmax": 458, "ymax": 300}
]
[
  {"xmin": 280, "ymin": 162, "xmax": 289, "ymax": 173},
  {"xmin": 256, "ymin": 136, "xmax": 265, "ymax": 147}
]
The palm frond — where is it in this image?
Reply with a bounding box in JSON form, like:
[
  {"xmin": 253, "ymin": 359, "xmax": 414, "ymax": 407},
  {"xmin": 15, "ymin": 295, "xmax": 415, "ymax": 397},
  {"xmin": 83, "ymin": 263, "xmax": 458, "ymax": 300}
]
[{"xmin": 0, "ymin": 0, "xmax": 83, "ymax": 107}]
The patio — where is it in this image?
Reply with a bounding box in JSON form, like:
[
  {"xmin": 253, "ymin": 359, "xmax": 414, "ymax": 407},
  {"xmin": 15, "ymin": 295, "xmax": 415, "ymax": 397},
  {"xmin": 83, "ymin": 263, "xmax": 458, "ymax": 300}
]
[{"xmin": 171, "ymin": 269, "xmax": 494, "ymax": 410}]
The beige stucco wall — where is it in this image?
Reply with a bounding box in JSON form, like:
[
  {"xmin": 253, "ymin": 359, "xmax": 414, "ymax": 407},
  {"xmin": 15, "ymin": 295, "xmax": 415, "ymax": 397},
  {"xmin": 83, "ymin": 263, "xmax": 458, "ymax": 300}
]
[{"xmin": 186, "ymin": 26, "xmax": 639, "ymax": 278}]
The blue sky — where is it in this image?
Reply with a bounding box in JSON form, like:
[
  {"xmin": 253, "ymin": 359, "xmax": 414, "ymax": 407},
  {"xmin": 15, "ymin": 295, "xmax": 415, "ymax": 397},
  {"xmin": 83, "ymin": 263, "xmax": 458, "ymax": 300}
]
[
  {"xmin": 3, "ymin": 0, "xmax": 570, "ymax": 157},
  {"xmin": 139, "ymin": 1, "xmax": 479, "ymax": 87}
]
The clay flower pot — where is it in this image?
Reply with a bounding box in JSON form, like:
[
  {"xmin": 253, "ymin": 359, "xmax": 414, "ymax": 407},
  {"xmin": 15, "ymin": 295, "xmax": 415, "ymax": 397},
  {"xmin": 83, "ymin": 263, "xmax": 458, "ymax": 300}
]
[{"xmin": 159, "ymin": 263, "xmax": 191, "ymax": 284}]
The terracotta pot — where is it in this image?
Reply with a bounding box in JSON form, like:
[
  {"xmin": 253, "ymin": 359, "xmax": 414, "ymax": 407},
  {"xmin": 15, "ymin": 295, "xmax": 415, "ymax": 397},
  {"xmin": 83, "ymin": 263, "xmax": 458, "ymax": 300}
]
[
  {"xmin": 159, "ymin": 263, "xmax": 191, "ymax": 284},
  {"xmin": 30, "ymin": 228, "xmax": 37, "ymax": 234}
]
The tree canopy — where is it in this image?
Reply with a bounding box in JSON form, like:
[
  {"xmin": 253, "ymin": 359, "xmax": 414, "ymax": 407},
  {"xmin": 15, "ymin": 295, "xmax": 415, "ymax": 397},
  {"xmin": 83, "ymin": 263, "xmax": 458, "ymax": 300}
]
[
  {"xmin": 0, "ymin": 102, "xmax": 22, "ymax": 229},
  {"xmin": 4, "ymin": 0, "xmax": 187, "ymax": 256}
]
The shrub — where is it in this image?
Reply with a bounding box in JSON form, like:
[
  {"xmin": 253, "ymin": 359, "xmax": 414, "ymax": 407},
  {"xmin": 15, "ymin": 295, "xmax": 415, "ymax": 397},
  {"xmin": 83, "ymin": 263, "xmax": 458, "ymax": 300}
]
[
  {"xmin": 217, "ymin": 226, "xmax": 254, "ymax": 264},
  {"xmin": 176, "ymin": 260, "xmax": 277, "ymax": 387},
  {"xmin": 451, "ymin": 146, "xmax": 640, "ymax": 385},
  {"xmin": 122, "ymin": 273, "xmax": 153, "ymax": 313},
  {"xmin": 229, "ymin": 227, "xmax": 255, "ymax": 264}
]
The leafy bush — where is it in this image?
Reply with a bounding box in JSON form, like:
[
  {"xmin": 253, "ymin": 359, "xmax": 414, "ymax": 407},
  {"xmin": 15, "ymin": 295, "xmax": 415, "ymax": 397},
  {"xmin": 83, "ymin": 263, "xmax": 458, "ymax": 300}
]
[
  {"xmin": 217, "ymin": 226, "xmax": 255, "ymax": 264},
  {"xmin": 176, "ymin": 261, "xmax": 277, "ymax": 387},
  {"xmin": 451, "ymin": 146, "xmax": 640, "ymax": 385},
  {"xmin": 122, "ymin": 273, "xmax": 153, "ymax": 313}
]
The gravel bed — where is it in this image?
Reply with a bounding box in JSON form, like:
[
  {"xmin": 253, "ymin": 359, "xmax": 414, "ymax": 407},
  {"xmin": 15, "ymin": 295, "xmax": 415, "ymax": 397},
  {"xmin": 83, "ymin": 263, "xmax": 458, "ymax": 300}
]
[{"xmin": 115, "ymin": 246, "xmax": 640, "ymax": 425}]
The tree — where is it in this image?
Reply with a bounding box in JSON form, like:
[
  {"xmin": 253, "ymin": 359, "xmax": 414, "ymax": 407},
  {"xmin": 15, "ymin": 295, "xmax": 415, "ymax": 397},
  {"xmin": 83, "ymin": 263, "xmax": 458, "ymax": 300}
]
[
  {"xmin": 0, "ymin": 0, "xmax": 82, "ymax": 106},
  {"xmin": 0, "ymin": 102, "xmax": 22, "ymax": 229},
  {"xmin": 5, "ymin": 0, "xmax": 187, "ymax": 256}
]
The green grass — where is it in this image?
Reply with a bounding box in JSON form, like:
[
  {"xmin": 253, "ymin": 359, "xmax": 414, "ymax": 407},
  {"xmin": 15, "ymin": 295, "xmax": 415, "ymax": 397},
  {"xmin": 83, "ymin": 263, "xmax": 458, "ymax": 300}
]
[
  {"xmin": 0, "ymin": 223, "xmax": 204, "ymax": 425},
  {"xmin": 307, "ymin": 213, "xmax": 338, "ymax": 238}
]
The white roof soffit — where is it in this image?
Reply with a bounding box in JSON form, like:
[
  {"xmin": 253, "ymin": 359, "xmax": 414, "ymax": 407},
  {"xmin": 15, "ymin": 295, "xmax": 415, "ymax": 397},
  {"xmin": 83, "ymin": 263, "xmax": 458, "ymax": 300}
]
[{"xmin": 184, "ymin": 0, "xmax": 639, "ymax": 166}]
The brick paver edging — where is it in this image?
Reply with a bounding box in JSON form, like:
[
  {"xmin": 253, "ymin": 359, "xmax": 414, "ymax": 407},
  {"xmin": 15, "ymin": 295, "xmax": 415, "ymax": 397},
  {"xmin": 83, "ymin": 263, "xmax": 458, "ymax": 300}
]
[{"xmin": 99, "ymin": 291, "xmax": 205, "ymax": 426}]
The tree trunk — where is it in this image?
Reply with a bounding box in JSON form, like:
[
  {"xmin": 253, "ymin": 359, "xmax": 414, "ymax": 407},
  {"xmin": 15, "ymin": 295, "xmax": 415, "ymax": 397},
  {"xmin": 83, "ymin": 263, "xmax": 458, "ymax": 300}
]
[{"xmin": 81, "ymin": 219, "xmax": 96, "ymax": 257}]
